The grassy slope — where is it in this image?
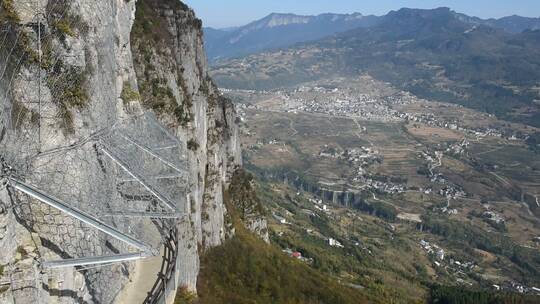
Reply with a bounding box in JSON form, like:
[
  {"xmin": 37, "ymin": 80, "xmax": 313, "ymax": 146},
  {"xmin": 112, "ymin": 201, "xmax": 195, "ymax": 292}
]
[
  {"xmin": 197, "ymin": 227, "xmax": 368, "ymax": 304},
  {"xmin": 194, "ymin": 170, "xmax": 369, "ymax": 304}
]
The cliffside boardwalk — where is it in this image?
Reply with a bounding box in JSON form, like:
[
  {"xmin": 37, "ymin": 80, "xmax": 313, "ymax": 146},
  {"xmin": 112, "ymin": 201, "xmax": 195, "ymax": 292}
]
[
  {"xmin": 1, "ymin": 0, "xmax": 243, "ymax": 302},
  {"xmin": 0, "ymin": 0, "xmax": 189, "ymax": 300},
  {"xmin": 2, "ymin": 113, "xmax": 190, "ymax": 267}
]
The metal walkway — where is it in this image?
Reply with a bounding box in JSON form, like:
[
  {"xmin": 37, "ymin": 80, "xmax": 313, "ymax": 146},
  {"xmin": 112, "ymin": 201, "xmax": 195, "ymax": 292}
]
[{"xmin": 3, "ymin": 113, "xmax": 189, "ymax": 269}]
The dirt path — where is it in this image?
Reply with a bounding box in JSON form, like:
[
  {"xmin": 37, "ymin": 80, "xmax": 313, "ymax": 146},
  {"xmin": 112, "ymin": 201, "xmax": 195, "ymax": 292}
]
[
  {"xmin": 489, "ymin": 171, "xmax": 512, "ymax": 187},
  {"xmin": 285, "ymin": 116, "xmax": 298, "ymax": 136},
  {"xmin": 352, "ymin": 118, "xmax": 374, "ymax": 146},
  {"xmin": 474, "ymin": 145, "xmax": 504, "ymax": 156}
]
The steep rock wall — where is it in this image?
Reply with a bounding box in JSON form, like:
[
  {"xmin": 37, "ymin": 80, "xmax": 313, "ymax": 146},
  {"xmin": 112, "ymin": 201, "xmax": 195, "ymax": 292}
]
[
  {"xmin": 129, "ymin": 0, "xmax": 242, "ymax": 291},
  {"xmin": 0, "ymin": 0, "xmax": 241, "ymax": 302}
]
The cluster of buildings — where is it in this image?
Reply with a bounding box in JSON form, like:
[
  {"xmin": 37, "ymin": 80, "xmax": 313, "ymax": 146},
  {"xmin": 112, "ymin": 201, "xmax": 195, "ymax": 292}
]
[
  {"xmin": 418, "ymin": 150, "xmax": 468, "ymax": 206},
  {"xmin": 482, "ymin": 211, "xmax": 505, "ymax": 225},
  {"xmin": 317, "ymin": 145, "xmax": 405, "ymax": 195},
  {"xmin": 319, "ymin": 146, "xmax": 382, "ymax": 169},
  {"xmin": 400, "ymin": 111, "xmax": 530, "ymax": 142},
  {"xmin": 308, "ymin": 198, "xmax": 331, "ymax": 213},
  {"xmin": 420, "ymin": 240, "xmax": 446, "ymax": 265},
  {"xmin": 493, "ymin": 282, "xmax": 540, "ymax": 295},
  {"xmin": 279, "ymin": 84, "xmax": 527, "ymax": 141},
  {"xmin": 279, "ymin": 88, "xmax": 414, "ymax": 122},
  {"xmin": 439, "ymin": 186, "xmax": 467, "ymax": 201},
  {"xmin": 227, "ymin": 83, "xmax": 532, "ymax": 145},
  {"xmin": 446, "ymin": 138, "xmax": 470, "ymax": 155},
  {"xmin": 353, "ymin": 176, "xmax": 406, "ymax": 195},
  {"xmin": 328, "ymin": 238, "xmax": 345, "ymax": 248},
  {"xmin": 420, "ymin": 239, "xmax": 476, "ymax": 271}
]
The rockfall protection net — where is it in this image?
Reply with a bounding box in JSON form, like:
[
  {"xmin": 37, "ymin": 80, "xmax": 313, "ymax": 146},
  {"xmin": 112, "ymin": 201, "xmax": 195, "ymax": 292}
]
[
  {"xmin": 5, "ymin": 113, "xmax": 189, "ymax": 258},
  {"xmin": 0, "ymin": 1, "xmax": 189, "ymax": 265}
]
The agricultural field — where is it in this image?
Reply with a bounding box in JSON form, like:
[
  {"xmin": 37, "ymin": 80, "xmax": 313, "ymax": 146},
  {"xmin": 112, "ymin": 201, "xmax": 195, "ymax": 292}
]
[{"xmin": 226, "ymin": 75, "xmax": 540, "ymax": 299}]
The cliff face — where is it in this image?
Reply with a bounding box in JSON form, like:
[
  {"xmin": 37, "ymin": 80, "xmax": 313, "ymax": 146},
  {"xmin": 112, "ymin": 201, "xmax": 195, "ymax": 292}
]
[
  {"xmin": 0, "ymin": 0, "xmax": 241, "ymax": 303},
  {"xmin": 129, "ymin": 0, "xmax": 243, "ymax": 292}
]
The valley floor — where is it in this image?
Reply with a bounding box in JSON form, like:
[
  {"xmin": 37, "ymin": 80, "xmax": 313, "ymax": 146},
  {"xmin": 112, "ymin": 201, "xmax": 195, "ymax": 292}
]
[{"xmin": 223, "ymin": 75, "xmax": 540, "ymax": 300}]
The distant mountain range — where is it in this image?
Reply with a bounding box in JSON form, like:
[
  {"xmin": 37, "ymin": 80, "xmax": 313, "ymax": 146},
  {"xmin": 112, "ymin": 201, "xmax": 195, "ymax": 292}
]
[
  {"xmin": 211, "ymin": 7, "xmax": 540, "ymax": 127},
  {"xmin": 204, "ymin": 10, "xmax": 540, "ymax": 63},
  {"xmin": 203, "ymin": 12, "xmax": 380, "ymax": 62},
  {"xmin": 453, "ymin": 13, "xmax": 540, "ymax": 33}
]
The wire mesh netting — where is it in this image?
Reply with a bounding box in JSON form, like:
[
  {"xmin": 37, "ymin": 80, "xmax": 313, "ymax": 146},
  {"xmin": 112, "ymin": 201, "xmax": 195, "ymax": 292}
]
[
  {"xmin": 100, "ymin": 113, "xmax": 189, "ymax": 216},
  {"xmin": 0, "ymin": 1, "xmax": 188, "ymax": 263},
  {"xmin": 9, "ymin": 113, "xmax": 188, "ymax": 259},
  {"xmin": 0, "ymin": 2, "xmax": 192, "ymax": 303}
]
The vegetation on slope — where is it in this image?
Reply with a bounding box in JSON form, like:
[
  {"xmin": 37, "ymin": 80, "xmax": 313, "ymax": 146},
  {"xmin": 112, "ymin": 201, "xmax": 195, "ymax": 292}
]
[
  {"xmin": 526, "ymin": 132, "xmax": 540, "ymax": 153},
  {"xmin": 176, "ymin": 169, "xmax": 540, "ymax": 303},
  {"xmin": 131, "ymin": 0, "xmax": 194, "ymax": 127},
  {"xmin": 196, "ymin": 225, "xmax": 368, "ymax": 304},
  {"xmin": 420, "ymin": 215, "xmax": 540, "ymax": 286},
  {"xmin": 429, "ymin": 285, "xmax": 540, "ymax": 304},
  {"xmin": 189, "ymin": 170, "xmax": 369, "ymax": 304}
]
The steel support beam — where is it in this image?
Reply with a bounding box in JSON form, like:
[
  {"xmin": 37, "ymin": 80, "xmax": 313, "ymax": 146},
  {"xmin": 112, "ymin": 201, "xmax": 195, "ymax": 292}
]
[
  {"xmin": 42, "ymin": 252, "xmax": 147, "ymax": 269},
  {"xmin": 9, "ymin": 178, "xmax": 153, "ymax": 253},
  {"xmin": 118, "ymin": 173, "xmax": 187, "ymax": 183},
  {"xmin": 101, "ymin": 211, "xmax": 183, "ymax": 219},
  {"xmin": 152, "ymin": 144, "xmax": 179, "ymax": 151},
  {"xmin": 117, "ymin": 133, "xmax": 185, "ymax": 174},
  {"xmin": 99, "ymin": 144, "xmax": 177, "ymax": 211}
]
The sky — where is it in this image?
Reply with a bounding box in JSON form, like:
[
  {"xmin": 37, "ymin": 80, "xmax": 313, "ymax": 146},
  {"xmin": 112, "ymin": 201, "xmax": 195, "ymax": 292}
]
[{"xmin": 182, "ymin": 0, "xmax": 540, "ymax": 29}]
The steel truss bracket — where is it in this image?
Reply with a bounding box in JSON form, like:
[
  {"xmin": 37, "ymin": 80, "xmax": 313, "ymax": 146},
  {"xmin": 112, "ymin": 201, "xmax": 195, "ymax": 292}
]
[{"xmin": 8, "ymin": 178, "xmax": 157, "ymax": 255}]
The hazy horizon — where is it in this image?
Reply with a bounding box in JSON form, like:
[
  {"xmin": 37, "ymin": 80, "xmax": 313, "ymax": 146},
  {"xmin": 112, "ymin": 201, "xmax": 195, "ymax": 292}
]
[{"xmin": 183, "ymin": 0, "xmax": 540, "ymax": 29}]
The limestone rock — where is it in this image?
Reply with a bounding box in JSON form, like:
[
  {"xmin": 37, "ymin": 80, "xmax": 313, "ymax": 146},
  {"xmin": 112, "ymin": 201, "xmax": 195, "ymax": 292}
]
[{"xmin": 0, "ymin": 0, "xmax": 241, "ymax": 302}]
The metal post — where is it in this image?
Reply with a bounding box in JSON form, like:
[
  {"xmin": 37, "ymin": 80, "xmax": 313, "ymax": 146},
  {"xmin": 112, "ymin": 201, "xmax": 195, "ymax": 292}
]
[
  {"xmin": 101, "ymin": 211, "xmax": 183, "ymax": 219},
  {"xmin": 153, "ymin": 144, "xmax": 179, "ymax": 151},
  {"xmin": 118, "ymin": 173, "xmax": 187, "ymax": 183}
]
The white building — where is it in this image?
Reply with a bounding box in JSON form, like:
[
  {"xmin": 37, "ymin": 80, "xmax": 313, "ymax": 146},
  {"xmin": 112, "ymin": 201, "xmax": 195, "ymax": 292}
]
[
  {"xmin": 273, "ymin": 214, "xmax": 287, "ymax": 224},
  {"xmin": 436, "ymin": 249, "xmax": 445, "ymax": 261},
  {"xmin": 329, "ymin": 238, "xmax": 344, "ymax": 248}
]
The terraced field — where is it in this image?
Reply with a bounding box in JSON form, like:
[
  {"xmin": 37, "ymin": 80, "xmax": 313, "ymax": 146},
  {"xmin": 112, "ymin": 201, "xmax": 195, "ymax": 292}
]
[{"xmin": 232, "ymin": 77, "xmax": 540, "ymax": 298}]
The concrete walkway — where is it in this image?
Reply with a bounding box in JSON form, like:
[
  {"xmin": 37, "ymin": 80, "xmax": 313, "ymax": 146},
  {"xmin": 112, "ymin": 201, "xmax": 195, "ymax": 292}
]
[{"xmin": 114, "ymin": 248, "xmax": 164, "ymax": 304}]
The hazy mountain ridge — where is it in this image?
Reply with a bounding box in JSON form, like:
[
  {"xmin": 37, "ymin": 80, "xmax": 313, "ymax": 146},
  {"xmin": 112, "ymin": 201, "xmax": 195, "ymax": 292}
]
[
  {"xmin": 204, "ymin": 9, "xmax": 540, "ymax": 63},
  {"xmin": 453, "ymin": 13, "xmax": 540, "ymax": 33},
  {"xmin": 211, "ymin": 7, "xmax": 540, "ymax": 127},
  {"xmin": 203, "ymin": 12, "xmax": 380, "ymax": 62}
]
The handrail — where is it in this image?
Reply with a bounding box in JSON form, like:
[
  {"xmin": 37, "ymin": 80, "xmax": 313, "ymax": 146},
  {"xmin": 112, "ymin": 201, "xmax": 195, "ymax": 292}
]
[{"xmin": 143, "ymin": 228, "xmax": 178, "ymax": 304}]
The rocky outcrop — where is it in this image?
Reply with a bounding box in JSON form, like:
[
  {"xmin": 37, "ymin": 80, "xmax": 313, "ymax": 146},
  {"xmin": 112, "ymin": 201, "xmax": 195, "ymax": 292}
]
[
  {"xmin": 226, "ymin": 169, "xmax": 269, "ymax": 243},
  {"xmin": 0, "ymin": 0, "xmax": 241, "ymax": 303}
]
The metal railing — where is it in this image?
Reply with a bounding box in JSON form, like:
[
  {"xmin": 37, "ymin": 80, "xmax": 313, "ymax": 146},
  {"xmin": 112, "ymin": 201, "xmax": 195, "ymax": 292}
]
[{"xmin": 144, "ymin": 228, "xmax": 179, "ymax": 304}]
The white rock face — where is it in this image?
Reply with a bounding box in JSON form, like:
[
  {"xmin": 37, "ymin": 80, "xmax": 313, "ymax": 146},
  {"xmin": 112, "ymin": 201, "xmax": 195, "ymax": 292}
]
[{"xmin": 0, "ymin": 0, "xmax": 241, "ymax": 302}]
